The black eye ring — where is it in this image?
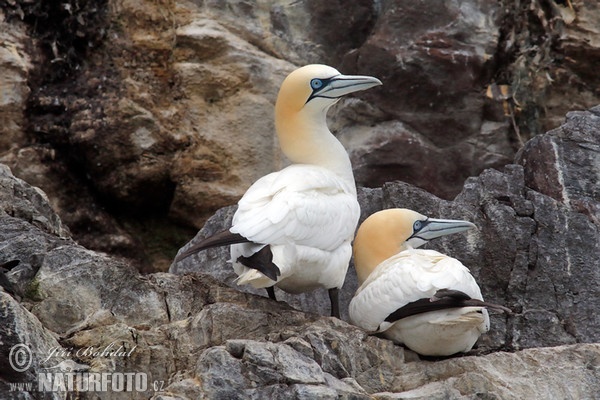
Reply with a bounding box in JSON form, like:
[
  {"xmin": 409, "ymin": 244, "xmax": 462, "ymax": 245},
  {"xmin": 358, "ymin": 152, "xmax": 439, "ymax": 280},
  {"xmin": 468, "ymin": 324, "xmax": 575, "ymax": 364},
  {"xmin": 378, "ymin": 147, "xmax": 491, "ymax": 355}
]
[{"xmin": 310, "ymin": 79, "xmax": 323, "ymax": 90}]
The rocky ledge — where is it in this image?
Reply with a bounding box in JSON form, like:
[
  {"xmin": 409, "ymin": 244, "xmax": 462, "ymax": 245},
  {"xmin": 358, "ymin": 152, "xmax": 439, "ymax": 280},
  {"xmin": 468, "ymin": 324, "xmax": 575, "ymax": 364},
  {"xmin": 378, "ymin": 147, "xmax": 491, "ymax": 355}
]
[{"xmin": 1, "ymin": 107, "xmax": 599, "ymax": 399}]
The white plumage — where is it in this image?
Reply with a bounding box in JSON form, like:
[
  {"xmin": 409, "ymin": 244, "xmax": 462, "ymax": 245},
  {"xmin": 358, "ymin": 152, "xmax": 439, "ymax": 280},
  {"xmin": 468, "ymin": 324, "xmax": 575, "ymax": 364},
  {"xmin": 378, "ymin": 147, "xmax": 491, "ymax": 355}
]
[
  {"xmin": 349, "ymin": 248, "xmax": 489, "ymax": 356},
  {"xmin": 230, "ymin": 164, "xmax": 360, "ymax": 292},
  {"xmin": 175, "ymin": 64, "xmax": 381, "ymax": 317},
  {"xmin": 348, "ymin": 208, "xmax": 507, "ymax": 356}
]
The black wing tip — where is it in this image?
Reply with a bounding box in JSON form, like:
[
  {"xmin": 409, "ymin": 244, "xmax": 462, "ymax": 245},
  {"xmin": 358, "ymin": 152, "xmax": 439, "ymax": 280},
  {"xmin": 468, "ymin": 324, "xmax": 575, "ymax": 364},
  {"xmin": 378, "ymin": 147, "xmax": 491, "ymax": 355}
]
[
  {"xmin": 432, "ymin": 289, "xmax": 514, "ymax": 315},
  {"xmin": 174, "ymin": 249, "xmax": 191, "ymax": 263},
  {"xmin": 236, "ymin": 246, "xmax": 281, "ymax": 282},
  {"xmin": 174, "ymin": 244, "xmax": 204, "ymax": 263},
  {"xmin": 254, "ymin": 264, "xmax": 281, "ymax": 282},
  {"xmin": 384, "ymin": 289, "xmax": 513, "ymax": 323},
  {"xmin": 235, "ymin": 257, "xmax": 281, "ymax": 281}
]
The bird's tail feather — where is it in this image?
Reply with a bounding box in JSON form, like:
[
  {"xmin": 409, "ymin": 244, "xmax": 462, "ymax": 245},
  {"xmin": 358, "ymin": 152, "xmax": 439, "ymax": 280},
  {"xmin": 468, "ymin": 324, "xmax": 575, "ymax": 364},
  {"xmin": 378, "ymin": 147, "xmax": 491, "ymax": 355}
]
[{"xmin": 235, "ymin": 269, "xmax": 274, "ymax": 288}]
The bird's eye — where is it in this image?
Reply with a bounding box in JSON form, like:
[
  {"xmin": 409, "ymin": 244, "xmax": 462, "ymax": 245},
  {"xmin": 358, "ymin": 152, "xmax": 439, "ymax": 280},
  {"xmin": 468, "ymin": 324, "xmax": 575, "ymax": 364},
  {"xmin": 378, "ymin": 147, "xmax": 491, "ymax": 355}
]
[
  {"xmin": 310, "ymin": 79, "xmax": 323, "ymax": 90},
  {"xmin": 413, "ymin": 220, "xmax": 423, "ymax": 232}
]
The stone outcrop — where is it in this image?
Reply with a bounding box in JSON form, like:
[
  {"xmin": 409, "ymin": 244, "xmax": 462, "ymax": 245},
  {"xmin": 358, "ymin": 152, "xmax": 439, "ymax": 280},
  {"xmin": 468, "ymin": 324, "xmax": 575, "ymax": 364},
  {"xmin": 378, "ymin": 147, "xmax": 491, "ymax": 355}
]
[
  {"xmin": 516, "ymin": 107, "xmax": 600, "ymax": 225},
  {"xmin": 1, "ymin": 105, "xmax": 599, "ymax": 398},
  {"xmin": 0, "ymin": 14, "xmax": 31, "ymax": 153},
  {"xmin": 1, "ymin": 1, "xmax": 599, "ymax": 271},
  {"xmin": 1, "ymin": 0, "xmax": 599, "ymax": 394},
  {"xmin": 174, "ymin": 106, "xmax": 600, "ymax": 352}
]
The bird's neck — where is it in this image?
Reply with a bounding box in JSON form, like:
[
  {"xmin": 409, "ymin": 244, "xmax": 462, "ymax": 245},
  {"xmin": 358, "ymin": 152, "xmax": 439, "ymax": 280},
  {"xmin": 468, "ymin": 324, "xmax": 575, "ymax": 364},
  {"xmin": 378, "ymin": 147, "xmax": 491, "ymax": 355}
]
[
  {"xmin": 353, "ymin": 227, "xmax": 407, "ymax": 285},
  {"xmin": 354, "ymin": 241, "xmax": 395, "ymax": 285},
  {"xmin": 275, "ymin": 108, "xmax": 355, "ymax": 185}
]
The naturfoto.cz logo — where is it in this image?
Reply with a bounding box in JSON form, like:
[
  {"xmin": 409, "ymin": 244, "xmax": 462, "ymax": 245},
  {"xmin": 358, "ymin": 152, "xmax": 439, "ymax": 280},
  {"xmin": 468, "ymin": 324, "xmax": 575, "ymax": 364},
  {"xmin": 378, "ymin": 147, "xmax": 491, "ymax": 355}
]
[
  {"xmin": 7, "ymin": 343, "xmax": 160, "ymax": 393},
  {"xmin": 9, "ymin": 343, "xmax": 33, "ymax": 372}
]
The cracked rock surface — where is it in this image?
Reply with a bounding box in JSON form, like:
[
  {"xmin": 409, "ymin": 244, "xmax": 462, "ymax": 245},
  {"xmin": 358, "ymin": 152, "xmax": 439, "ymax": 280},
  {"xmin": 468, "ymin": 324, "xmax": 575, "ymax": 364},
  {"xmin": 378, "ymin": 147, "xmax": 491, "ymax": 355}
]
[
  {"xmin": 1, "ymin": 109, "xmax": 599, "ymax": 398},
  {"xmin": 174, "ymin": 107, "xmax": 600, "ymax": 353},
  {"xmin": 7, "ymin": 108, "xmax": 600, "ymax": 399}
]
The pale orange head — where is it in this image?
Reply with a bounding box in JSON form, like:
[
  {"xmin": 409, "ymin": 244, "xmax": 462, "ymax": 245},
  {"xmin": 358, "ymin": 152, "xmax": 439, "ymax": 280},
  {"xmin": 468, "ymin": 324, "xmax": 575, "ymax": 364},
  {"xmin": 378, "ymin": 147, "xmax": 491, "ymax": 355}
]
[{"xmin": 353, "ymin": 209, "xmax": 476, "ymax": 284}]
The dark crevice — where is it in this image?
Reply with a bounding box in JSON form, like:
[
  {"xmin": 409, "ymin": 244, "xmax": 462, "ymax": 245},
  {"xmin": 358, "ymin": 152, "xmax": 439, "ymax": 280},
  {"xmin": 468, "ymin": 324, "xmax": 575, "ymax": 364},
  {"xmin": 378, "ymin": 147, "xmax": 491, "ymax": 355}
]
[
  {"xmin": 2, "ymin": 0, "xmax": 109, "ymax": 85},
  {"xmin": 491, "ymin": 0, "xmax": 564, "ymax": 145},
  {"xmin": 1, "ymin": 1, "xmax": 187, "ymax": 272}
]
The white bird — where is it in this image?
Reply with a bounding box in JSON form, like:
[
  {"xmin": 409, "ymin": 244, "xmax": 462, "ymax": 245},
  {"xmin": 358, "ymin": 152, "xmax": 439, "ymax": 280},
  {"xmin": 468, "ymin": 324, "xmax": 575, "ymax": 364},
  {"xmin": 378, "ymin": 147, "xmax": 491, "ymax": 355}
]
[
  {"xmin": 349, "ymin": 208, "xmax": 511, "ymax": 356},
  {"xmin": 175, "ymin": 64, "xmax": 382, "ymax": 317}
]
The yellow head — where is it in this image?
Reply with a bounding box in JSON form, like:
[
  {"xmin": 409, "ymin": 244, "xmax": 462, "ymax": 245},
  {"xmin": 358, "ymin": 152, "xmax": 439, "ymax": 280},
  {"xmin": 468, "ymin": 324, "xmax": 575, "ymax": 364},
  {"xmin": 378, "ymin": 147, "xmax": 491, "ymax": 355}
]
[
  {"xmin": 353, "ymin": 209, "xmax": 476, "ymax": 284},
  {"xmin": 274, "ymin": 64, "xmax": 381, "ymax": 166}
]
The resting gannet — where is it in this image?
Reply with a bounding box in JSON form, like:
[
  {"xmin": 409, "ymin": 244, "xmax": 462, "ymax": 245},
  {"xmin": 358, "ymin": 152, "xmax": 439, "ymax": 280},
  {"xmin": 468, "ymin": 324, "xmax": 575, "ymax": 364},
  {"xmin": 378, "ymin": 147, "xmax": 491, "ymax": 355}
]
[
  {"xmin": 175, "ymin": 64, "xmax": 382, "ymax": 318},
  {"xmin": 349, "ymin": 209, "xmax": 511, "ymax": 356}
]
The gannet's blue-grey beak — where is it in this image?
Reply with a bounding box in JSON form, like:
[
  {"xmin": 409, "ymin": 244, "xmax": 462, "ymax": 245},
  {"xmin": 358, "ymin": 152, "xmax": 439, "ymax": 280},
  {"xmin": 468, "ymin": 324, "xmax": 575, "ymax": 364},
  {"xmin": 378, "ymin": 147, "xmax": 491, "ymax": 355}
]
[
  {"xmin": 308, "ymin": 74, "xmax": 382, "ymax": 102},
  {"xmin": 406, "ymin": 218, "xmax": 476, "ymax": 249}
]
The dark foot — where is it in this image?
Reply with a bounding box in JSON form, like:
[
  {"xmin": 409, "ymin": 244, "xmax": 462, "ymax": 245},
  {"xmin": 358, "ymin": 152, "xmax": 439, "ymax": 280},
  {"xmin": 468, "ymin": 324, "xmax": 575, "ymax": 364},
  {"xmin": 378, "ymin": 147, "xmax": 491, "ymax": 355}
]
[
  {"xmin": 266, "ymin": 286, "xmax": 277, "ymax": 300},
  {"xmin": 328, "ymin": 288, "xmax": 340, "ymax": 318}
]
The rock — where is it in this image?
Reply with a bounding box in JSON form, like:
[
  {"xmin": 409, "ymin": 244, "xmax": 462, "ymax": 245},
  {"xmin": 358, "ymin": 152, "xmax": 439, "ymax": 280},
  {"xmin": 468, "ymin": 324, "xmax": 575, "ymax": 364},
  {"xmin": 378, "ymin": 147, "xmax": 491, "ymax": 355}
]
[
  {"xmin": 0, "ymin": 164, "xmax": 68, "ymax": 239},
  {"xmin": 0, "ymin": 10, "xmax": 31, "ymax": 153},
  {"xmin": 1, "ymin": 148, "xmax": 600, "ymax": 398},
  {"xmin": 337, "ymin": 0, "xmax": 600, "ymax": 197},
  {"xmin": 337, "ymin": 0, "xmax": 514, "ymax": 198},
  {"xmin": 516, "ymin": 106, "xmax": 600, "ymax": 224},
  {"xmin": 533, "ymin": 0, "xmax": 600, "ymax": 133},
  {"xmin": 2, "ymin": 0, "xmax": 599, "ymax": 273},
  {"xmin": 381, "ymin": 343, "xmax": 600, "ymax": 400},
  {"xmin": 173, "ymin": 104, "xmax": 600, "ymax": 352},
  {"xmin": 0, "ymin": 291, "xmax": 69, "ymax": 399},
  {"xmin": 0, "ymin": 146, "xmax": 143, "ymax": 267}
]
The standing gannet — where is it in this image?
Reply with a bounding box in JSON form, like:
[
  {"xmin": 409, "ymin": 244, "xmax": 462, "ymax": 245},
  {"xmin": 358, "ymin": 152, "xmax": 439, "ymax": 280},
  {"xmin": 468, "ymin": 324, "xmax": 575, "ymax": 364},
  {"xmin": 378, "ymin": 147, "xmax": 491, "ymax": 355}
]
[
  {"xmin": 175, "ymin": 64, "xmax": 382, "ymax": 317},
  {"xmin": 349, "ymin": 209, "xmax": 510, "ymax": 356}
]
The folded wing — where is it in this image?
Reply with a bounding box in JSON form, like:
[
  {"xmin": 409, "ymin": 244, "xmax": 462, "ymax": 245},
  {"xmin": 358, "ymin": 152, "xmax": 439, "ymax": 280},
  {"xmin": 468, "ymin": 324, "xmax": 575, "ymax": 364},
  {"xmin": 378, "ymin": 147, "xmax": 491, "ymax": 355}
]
[{"xmin": 231, "ymin": 165, "xmax": 360, "ymax": 252}]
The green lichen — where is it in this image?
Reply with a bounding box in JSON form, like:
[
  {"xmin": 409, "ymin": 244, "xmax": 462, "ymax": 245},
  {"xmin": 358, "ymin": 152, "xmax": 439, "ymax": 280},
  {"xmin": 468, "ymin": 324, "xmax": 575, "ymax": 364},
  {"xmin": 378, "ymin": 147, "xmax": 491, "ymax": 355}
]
[{"xmin": 24, "ymin": 276, "xmax": 43, "ymax": 301}]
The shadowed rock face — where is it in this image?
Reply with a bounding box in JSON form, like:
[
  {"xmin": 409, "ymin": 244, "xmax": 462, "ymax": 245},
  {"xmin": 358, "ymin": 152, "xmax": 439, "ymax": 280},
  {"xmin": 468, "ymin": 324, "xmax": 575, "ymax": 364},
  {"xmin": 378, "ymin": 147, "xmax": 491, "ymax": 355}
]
[
  {"xmin": 516, "ymin": 107, "xmax": 600, "ymax": 225},
  {"xmin": 1, "ymin": 1, "xmax": 599, "ymax": 271},
  {"xmin": 336, "ymin": 0, "xmax": 510, "ymax": 198}
]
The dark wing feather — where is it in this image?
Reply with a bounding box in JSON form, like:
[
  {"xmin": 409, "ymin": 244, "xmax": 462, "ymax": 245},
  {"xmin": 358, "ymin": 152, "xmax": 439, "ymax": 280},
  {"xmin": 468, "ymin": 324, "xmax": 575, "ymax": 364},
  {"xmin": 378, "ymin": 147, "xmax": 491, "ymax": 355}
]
[
  {"xmin": 236, "ymin": 245, "xmax": 281, "ymax": 281},
  {"xmin": 384, "ymin": 289, "xmax": 512, "ymax": 323}
]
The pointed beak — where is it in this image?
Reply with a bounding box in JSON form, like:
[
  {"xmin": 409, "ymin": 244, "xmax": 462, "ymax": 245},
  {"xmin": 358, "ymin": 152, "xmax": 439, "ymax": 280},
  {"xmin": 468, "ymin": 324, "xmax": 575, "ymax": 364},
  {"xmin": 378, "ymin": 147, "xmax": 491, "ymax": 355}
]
[
  {"xmin": 316, "ymin": 74, "xmax": 382, "ymax": 99},
  {"xmin": 410, "ymin": 218, "xmax": 476, "ymax": 242}
]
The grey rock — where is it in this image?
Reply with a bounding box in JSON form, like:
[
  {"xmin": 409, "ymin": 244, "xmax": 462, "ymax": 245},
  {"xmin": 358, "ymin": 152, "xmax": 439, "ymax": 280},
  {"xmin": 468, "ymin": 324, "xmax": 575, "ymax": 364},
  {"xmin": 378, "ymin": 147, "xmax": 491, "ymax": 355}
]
[
  {"xmin": 0, "ymin": 164, "xmax": 69, "ymax": 239},
  {"xmin": 0, "ymin": 291, "xmax": 68, "ymax": 399},
  {"xmin": 2, "ymin": 106, "xmax": 600, "ymax": 398},
  {"xmin": 516, "ymin": 106, "xmax": 600, "ymax": 224},
  {"xmin": 173, "ymin": 105, "xmax": 600, "ymax": 353},
  {"xmin": 386, "ymin": 343, "xmax": 600, "ymax": 400},
  {"xmin": 236, "ymin": 340, "xmax": 325, "ymax": 385},
  {"xmin": 195, "ymin": 346, "xmax": 249, "ymax": 395},
  {"xmin": 3, "ymin": 0, "xmax": 599, "ymax": 273}
]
